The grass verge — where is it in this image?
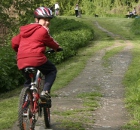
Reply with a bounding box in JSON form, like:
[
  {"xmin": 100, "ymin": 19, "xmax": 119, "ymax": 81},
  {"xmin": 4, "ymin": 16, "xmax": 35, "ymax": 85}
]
[
  {"xmin": 122, "ymin": 42, "xmax": 140, "ymax": 130},
  {"xmin": 102, "ymin": 45, "xmax": 125, "ymax": 67}
]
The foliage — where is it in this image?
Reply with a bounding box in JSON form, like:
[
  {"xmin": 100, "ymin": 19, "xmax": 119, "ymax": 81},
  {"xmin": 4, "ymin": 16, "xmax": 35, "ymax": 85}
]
[
  {"xmin": 49, "ymin": 17, "xmax": 90, "ymax": 34},
  {"xmin": 81, "ymin": 0, "xmax": 95, "ymax": 15},
  {"xmin": 47, "ymin": 18, "xmax": 94, "ymax": 64},
  {"xmin": 0, "ymin": 97, "xmax": 18, "ymax": 129},
  {"xmin": 1, "ymin": 0, "xmax": 140, "ymax": 27},
  {"xmin": 0, "ymin": 0, "xmax": 140, "ymax": 33},
  {"xmin": 48, "ymin": 29, "xmax": 93, "ymax": 63},
  {"xmin": 0, "ymin": 46, "xmax": 24, "ymax": 92},
  {"xmin": 131, "ymin": 17, "xmax": 140, "ymax": 35}
]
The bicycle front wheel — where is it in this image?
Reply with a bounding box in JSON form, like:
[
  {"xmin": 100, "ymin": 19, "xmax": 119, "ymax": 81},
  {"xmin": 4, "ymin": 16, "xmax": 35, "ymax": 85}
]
[
  {"xmin": 18, "ymin": 87, "xmax": 34, "ymax": 130},
  {"xmin": 43, "ymin": 107, "xmax": 51, "ymax": 128}
]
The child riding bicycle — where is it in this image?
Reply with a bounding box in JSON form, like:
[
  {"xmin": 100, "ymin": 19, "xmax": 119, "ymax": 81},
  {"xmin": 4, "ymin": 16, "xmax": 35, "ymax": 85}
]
[{"xmin": 11, "ymin": 7, "xmax": 62, "ymax": 108}]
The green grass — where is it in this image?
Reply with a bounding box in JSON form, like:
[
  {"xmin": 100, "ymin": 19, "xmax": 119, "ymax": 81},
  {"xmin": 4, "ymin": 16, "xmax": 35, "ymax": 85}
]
[
  {"xmin": 52, "ymin": 91, "xmax": 102, "ymax": 130},
  {"xmin": 77, "ymin": 91, "xmax": 102, "ymax": 110},
  {"xmin": 0, "ymin": 97, "xmax": 18, "ymax": 129},
  {"xmin": 123, "ymin": 42, "xmax": 140, "ymax": 129},
  {"xmin": 102, "ymin": 45, "xmax": 125, "ymax": 67},
  {"xmin": 91, "ymin": 17, "xmax": 135, "ymax": 40}
]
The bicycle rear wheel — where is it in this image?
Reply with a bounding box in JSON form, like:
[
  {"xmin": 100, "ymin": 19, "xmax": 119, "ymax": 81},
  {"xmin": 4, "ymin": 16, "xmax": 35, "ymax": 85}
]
[
  {"xmin": 43, "ymin": 107, "xmax": 50, "ymax": 128},
  {"xmin": 18, "ymin": 87, "xmax": 34, "ymax": 130}
]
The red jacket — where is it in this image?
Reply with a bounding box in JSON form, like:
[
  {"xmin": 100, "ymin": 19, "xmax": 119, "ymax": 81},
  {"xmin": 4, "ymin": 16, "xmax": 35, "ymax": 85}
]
[{"xmin": 11, "ymin": 23, "xmax": 59, "ymax": 69}]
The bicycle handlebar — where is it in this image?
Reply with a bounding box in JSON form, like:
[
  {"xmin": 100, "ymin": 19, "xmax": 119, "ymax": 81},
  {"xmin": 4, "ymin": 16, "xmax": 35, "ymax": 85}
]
[{"xmin": 46, "ymin": 48, "xmax": 63, "ymax": 53}]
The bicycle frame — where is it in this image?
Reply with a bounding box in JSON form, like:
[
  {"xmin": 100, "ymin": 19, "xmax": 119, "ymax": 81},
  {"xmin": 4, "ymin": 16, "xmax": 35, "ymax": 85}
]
[
  {"xmin": 29, "ymin": 70, "xmax": 43, "ymax": 113},
  {"xmin": 19, "ymin": 69, "xmax": 44, "ymax": 130},
  {"xmin": 30, "ymin": 70, "xmax": 41, "ymax": 89}
]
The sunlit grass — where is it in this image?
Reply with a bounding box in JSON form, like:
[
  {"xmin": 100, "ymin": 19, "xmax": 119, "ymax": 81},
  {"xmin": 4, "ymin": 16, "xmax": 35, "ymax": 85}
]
[
  {"xmin": 52, "ymin": 91, "xmax": 101, "ymax": 129},
  {"xmin": 123, "ymin": 42, "xmax": 140, "ymax": 129},
  {"xmin": 102, "ymin": 45, "xmax": 125, "ymax": 67},
  {"xmin": 90, "ymin": 17, "xmax": 135, "ymax": 40},
  {"xmin": 0, "ymin": 97, "xmax": 18, "ymax": 129}
]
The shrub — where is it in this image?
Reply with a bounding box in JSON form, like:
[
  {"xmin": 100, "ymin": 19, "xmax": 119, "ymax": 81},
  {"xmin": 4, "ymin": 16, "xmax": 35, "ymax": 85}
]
[
  {"xmin": 0, "ymin": 46, "xmax": 24, "ymax": 92},
  {"xmin": 131, "ymin": 18, "xmax": 140, "ymax": 35},
  {"xmin": 48, "ymin": 29, "xmax": 93, "ymax": 63},
  {"xmin": 49, "ymin": 17, "xmax": 91, "ymax": 35}
]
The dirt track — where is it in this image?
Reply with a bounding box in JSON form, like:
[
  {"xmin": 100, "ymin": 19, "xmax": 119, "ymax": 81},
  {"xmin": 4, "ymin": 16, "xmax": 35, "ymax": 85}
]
[{"xmin": 8, "ymin": 21, "xmax": 133, "ymax": 130}]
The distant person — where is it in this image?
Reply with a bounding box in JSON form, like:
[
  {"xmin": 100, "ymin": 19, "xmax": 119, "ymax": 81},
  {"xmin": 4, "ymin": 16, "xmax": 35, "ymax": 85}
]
[
  {"xmin": 127, "ymin": 11, "xmax": 133, "ymax": 18},
  {"xmin": 128, "ymin": 8, "xmax": 136, "ymax": 18},
  {"xmin": 75, "ymin": 4, "xmax": 79, "ymax": 17},
  {"xmin": 132, "ymin": 7, "xmax": 136, "ymax": 15},
  {"xmin": 129, "ymin": 11, "xmax": 133, "ymax": 16},
  {"xmin": 54, "ymin": 2, "xmax": 60, "ymax": 16}
]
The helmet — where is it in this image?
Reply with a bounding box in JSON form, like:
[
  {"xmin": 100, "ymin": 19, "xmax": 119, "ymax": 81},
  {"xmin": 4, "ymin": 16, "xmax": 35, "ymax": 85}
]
[{"xmin": 34, "ymin": 7, "xmax": 53, "ymax": 19}]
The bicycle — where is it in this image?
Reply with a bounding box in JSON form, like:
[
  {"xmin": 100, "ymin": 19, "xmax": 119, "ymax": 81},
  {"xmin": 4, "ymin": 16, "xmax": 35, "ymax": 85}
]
[{"xmin": 18, "ymin": 48, "xmax": 63, "ymax": 130}]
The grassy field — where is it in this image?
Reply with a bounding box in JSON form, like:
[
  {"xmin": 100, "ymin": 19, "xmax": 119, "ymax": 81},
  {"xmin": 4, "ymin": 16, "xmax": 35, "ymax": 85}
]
[{"xmin": 1, "ymin": 16, "xmax": 140, "ymax": 129}]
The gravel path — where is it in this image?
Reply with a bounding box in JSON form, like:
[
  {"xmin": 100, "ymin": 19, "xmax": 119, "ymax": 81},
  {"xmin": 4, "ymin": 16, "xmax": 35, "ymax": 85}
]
[
  {"xmin": 92, "ymin": 41, "xmax": 132, "ymax": 130},
  {"xmin": 8, "ymin": 22, "xmax": 133, "ymax": 130}
]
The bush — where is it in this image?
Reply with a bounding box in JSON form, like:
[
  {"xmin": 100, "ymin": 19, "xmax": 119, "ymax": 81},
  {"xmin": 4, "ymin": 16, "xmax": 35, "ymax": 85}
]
[
  {"xmin": 131, "ymin": 18, "xmax": 140, "ymax": 35},
  {"xmin": 49, "ymin": 17, "xmax": 92, "ymax": 35},
  {"xmin": 0, "ymin": 46, "xmax": 24, "ymax": 92},
  {"xmin": 48, "ymin": 29, "xmax": 93, "ymax": 63},
  {"xmin": 48, "ymin": 18, "xmax": 94, "ymax": 63}
]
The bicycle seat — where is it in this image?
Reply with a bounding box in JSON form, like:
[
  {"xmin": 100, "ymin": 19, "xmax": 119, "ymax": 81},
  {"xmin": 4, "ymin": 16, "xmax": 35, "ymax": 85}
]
[{"xmin": 24, "ymin": 67, "xmax": 37, "ymax": 73}]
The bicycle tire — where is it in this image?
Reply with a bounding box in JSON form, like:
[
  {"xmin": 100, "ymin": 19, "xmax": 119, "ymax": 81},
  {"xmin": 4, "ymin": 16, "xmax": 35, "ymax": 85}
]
[
  {"xmin": 18, "ymin": 87, "xmax": 34, "ymax": 130},
  {"xmin": 43, "ymin": 107, "xmax": 51, "ymax": 128}
]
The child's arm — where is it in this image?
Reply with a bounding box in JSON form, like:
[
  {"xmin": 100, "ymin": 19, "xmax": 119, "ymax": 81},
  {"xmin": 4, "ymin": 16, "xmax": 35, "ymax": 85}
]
[
  {"xmin": 11, "ymin": 34, "xmax": 21, "ymax": 52},
  {"xmin": 43, "ymin": 32, "xmax": 60, "ymax": 50}
]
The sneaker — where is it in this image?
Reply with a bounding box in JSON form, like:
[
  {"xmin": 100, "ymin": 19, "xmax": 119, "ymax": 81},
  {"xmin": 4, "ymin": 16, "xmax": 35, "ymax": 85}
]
[{"xmin": 40, "ymin": 91, "xmax": 51, "ymax": 108}]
